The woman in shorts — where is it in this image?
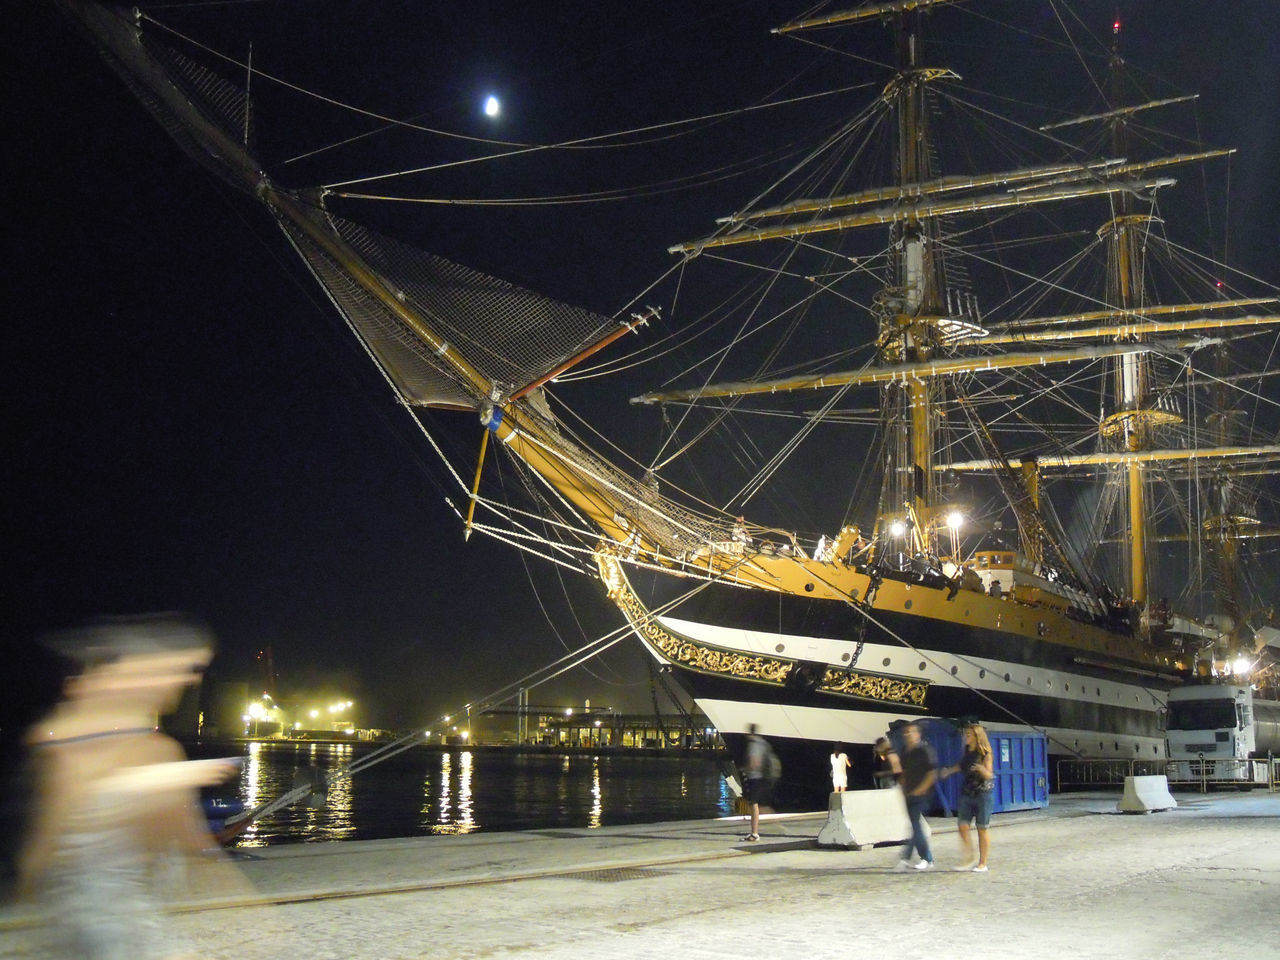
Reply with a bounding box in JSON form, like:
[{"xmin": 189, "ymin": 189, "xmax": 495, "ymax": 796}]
[{"xmin": 941, "ymin": 723, "xmax": 994, "ymax": 872}]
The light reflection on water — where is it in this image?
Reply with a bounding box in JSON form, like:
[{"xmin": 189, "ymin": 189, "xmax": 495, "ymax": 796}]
[
  {"xmin": 428, "ymin": 749, "xmax": 478, "ymax": 835},
  {"xmin": 189, "ymin": 742, "xmax": 733, "ymax": 845},
  {"xmin": 238, "ymin": 740, "xmax": 263, "ymax": 844},
  {"xmin": 457, "ymin": 750, "xmax": 474, "ymax": 831},
  {"xmin": 589, "ymin": 757, "xmax": 602, "ymax": 829}
]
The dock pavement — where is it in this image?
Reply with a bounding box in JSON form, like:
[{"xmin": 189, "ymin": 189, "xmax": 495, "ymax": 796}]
[{"xmin": 3, "ymin": 789, "xmax": 1277, "ymax": 959}]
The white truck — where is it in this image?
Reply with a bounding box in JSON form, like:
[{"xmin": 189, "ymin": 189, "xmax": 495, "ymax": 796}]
[{"xmin": 1165, "ymin": 683, "xmax": 1280, "ymax": 785}]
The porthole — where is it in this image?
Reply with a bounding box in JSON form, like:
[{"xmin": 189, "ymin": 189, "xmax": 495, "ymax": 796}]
[
  {"xmin": 950, "ymin": 666, "xmax": 958, "ymax": 676},
  {"xmin": 1037, "ymin": 621, "xmax": 1047, "ymax": 636},
  {"xmin": 979, "ymin": 669, "xmax": 986, "ymax": 679},
  {"xmin": 882, "ymin": 657, "xmax": 892, "ymax": 667},
  {"xmin": 1065, "ymin": 683, "xmax": 1070, "ymax": 692},
  {"xmin": 1045, "ymin": 680, "xmax": 1052, "ymax": 689},
  {"xmin": 1098, "ymin": 741, "xmax": 1104, "ymax": 751},
  {"xmin": 1026, "ymin": 676, "xmax": 1032, "ymax": 685},
  {"xmin": 1004, "ymin": 673, "xmax": 1011, "ymax": 682},
  {"xmin": 849, "ymin": 589, "xmax": 859, "ymax": 601},
  {"xmin": 804, "ymin": 582, "xmax": 815, "ymax": 593},
  {"xmin": 904, "ymin": 599, "xmax": 913, "ymax": 610},
  {"xmin": 1096, "ymin": 688, "xmax": 1101, "ymax": 697},
  {"xmin": 775, "ymin": 643, "xmax": 785, "ymax": 653},
  {"xmin": 840, "ymin": 652, "xmax": 851, "ymax": 662},
  {"xmin": 964, "ymin": 610, "xmax": 970, "ymax": 617},
  {"xmin": 918, "ymin": 661, "xmax": 927, "ymax": 672}
]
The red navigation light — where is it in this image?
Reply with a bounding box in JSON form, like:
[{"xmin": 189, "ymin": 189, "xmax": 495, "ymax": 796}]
[
  {"xmin": 1113, "ymin": 19, "xmax": 1121, "ymax": 33},
  {"xmin": 1216, "ymin": 280, "xmax": 1224, "ymax": 287}
]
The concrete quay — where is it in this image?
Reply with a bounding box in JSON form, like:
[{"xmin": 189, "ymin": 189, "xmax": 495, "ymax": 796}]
[{"xmin": 3, "ymin": 789, "xmax": 1277, "ymax": 959}]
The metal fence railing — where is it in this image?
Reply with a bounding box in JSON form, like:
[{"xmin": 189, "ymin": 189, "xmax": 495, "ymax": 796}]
[
  {"xmin": 1055, "ymin": 758, "xmax": 1167, "ymax": 789},
  {"xmin": 1056, "ymin": 756, "xmax": 1280, "ymax": 793}
]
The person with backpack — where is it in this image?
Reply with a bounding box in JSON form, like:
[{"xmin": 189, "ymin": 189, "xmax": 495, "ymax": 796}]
[
  {"xmin": 741, "ymin": 724, "xmax": 779, "ymax": 841},
  {"xmin": 872, "ymin": 736, "xmax": 902, "ymax": 788}
]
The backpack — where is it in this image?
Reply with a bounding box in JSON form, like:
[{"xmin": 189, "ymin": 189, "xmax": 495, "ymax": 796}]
[{"xmin": 764, "ymin": 741, "xmax": 782, "ymax": 782}]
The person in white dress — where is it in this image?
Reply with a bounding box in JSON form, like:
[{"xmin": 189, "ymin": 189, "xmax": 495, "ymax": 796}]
[{"xmin": 829, "ymin": 743, "xmax": 851, "ymax": 792}]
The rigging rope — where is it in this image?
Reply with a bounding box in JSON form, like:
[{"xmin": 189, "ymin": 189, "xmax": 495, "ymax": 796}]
[{"xmin": 323, "ymin": 85, "xmax": 878, "ymax": 192}]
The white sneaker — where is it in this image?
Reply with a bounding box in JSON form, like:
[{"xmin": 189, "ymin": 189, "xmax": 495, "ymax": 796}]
[
  {"xmin": 953, "ymin": 862, "xmax": 976, "ymax": 872},
  {"xmin": 913, "ymin": 859, "xmax": 934, "ymax": 871},
  {"xmin": 971, "ymin": 864, "xmax": 988, "ymax": 873}
]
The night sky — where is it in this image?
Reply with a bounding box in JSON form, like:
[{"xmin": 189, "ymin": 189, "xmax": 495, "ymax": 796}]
[{"xmin": 7, "ymin": 2, "xmax": 1279, "ymax": 735}]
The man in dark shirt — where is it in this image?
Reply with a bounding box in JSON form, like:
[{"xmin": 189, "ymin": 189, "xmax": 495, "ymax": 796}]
[{"xmin": 896, "ymin": 722, "xmax": 936, "ymax": 870}]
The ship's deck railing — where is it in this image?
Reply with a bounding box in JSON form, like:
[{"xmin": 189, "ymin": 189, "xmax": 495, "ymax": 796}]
[{"xmin": 1056, "ymin": 757, "xmax": 1280, "ymax": 792}]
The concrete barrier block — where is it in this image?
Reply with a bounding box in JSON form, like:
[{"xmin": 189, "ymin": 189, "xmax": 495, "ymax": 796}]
[
  {"xmin": 1116, "ymin": 774, "xmax": 1178, "ymax": 814},
  {"xmin": 817, "ymin": 786, "xmax": 913, "ymax": 848}
]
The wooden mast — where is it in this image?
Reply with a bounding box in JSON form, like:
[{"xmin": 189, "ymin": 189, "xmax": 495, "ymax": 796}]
[{"xmin": 1102, "ymin": 17, "xmax": 1155, "ymax": 609}]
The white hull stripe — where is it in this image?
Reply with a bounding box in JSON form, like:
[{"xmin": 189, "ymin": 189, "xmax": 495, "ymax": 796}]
[{"xmin": 697, "ymin": 698, "xmax": 1166, "ymax": 759}]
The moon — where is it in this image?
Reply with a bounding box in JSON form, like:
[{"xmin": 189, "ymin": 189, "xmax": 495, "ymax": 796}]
[{"xmin": 483, "ymin": 95, "xmax": 500, "ymax": 118}]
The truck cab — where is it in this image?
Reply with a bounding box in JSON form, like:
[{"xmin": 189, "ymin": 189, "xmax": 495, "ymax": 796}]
[{"xmin": 1166, "ymin": 684, "xmax": 1255, "ymax": 761}]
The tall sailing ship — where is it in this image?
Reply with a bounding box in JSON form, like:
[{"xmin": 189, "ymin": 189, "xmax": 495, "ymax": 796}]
[{"xmin": 58, "ymin": 1, "xmax": 1280, "ymax": 789}]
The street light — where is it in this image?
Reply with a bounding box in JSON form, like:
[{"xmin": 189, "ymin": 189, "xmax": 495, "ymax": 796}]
[{"xmin": 247, "ymin": 701, "xmax": 266, "ymax": 738}]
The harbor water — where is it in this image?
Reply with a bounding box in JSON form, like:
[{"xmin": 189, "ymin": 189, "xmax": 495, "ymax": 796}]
[{"xmin": 188, "ymin": 741, "xmax": 736, "ymax": 846}]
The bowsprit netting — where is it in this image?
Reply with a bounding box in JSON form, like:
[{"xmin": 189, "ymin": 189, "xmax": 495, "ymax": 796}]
[{"xmin": 277, "ymin": 203, "xmax": 617, "ymax": 410}]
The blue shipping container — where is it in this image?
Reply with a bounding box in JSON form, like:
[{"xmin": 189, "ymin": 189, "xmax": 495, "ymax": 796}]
[{"xmin": 893, "ymin": 720, "xmax": 1049, "ymax": 816}]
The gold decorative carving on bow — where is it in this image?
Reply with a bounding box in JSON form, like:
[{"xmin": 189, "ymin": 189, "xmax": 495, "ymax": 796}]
[
  {"xmin": 821, "ymin": 668, "xmax": 927, "ymax": 706},
  {"xmin": 596, "ymin": 549, "xmax": 927, "ymax": 706}
]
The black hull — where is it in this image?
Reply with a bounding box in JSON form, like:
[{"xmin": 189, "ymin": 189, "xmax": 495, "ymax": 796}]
[{"xmin": 622, "ymin": 565, "xmax": 1176, "ymax": 768}]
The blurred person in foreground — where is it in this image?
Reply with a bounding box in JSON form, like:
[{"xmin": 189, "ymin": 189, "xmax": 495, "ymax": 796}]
[
  {"xmin": 939, "ymin": 722, "xmax": 995, "ymax": 872},
  {"xmin": 741, "ymin": 723, "xmax": 778, "ymax": 842},
  {"xmin": 894, "ymin": 722, "xmax": 936, "ymax": 871},
  {"xmin": 16, "ymin": 616, "xmax": 244, "ymax": 959}
]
